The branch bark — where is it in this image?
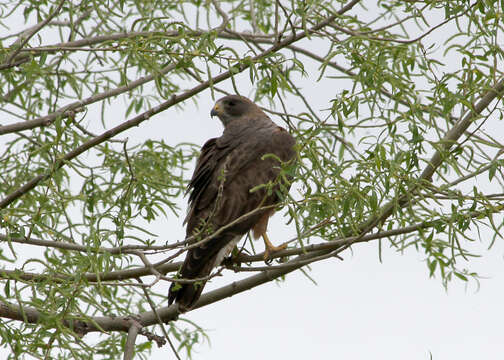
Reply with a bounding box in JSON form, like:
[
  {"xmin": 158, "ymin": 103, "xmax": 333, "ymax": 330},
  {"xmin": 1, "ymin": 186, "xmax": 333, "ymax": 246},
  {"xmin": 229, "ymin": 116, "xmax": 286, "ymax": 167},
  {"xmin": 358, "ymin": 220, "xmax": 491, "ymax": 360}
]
[
  {"xmin": 0, "ymin": 0, "xmax": 362, "ymax": 209},
  {"xmin": 5, "ymin": 0, "xmax": 66, "ymax": 65},
  {"xmin": 124, "ymin": 318, "xmax": 142, "ymax": 360},
  {"xmin": 2, "ymin": 199, "xmax": 501, "ymax": 285},
  {"xmin": 1, "ymin": 201, "xmax": 502, "ymax": 336}
]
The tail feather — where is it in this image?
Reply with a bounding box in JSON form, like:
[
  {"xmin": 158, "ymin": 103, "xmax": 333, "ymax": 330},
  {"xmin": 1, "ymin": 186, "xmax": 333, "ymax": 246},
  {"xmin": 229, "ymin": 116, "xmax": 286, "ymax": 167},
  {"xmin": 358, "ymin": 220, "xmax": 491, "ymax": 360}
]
[
  {"xmin": 168, "ymin": 279, "xmax": 206, "ymax": 311},
  {"xmin": 168, "ymin": 233, "xmax": 240, "ymax": 311}
]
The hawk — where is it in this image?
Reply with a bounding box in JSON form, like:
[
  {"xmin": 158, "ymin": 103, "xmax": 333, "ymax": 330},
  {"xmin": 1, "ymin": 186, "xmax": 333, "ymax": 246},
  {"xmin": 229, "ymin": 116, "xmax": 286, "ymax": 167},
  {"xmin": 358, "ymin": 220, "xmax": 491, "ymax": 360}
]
[{"xmin": 168, "ymin": 95, "xmax": 296, "ymax": 311}]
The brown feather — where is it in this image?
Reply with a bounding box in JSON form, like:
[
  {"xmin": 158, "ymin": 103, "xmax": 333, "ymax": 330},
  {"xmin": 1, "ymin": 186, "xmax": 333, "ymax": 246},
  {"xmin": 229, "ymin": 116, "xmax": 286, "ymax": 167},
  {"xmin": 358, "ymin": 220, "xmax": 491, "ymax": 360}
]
[{"xmin": 168, "ymin": 95, "xmax": 296, "ymax": 310}]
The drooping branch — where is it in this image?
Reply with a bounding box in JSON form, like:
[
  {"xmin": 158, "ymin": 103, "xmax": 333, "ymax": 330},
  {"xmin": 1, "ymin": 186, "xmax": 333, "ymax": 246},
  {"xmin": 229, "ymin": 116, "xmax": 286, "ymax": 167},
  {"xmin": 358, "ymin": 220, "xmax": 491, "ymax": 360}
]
[
  {"xmin": 0, "ymin": 0, "xmax": 362, "ymax": 209},
  {"xmin": 1, "ymin": 199, "xmax": 502, "ymax": 336},
  {"xmin": 356, "ymin": 77, "xmax": 504, "ymax": 235},
  {"xmin": 2, "ymin": 198, "xmax": 502, "ymax": 285},
  {"xmin": 4, "ymin": 0, "xmax": 66, "ymax": 66}
]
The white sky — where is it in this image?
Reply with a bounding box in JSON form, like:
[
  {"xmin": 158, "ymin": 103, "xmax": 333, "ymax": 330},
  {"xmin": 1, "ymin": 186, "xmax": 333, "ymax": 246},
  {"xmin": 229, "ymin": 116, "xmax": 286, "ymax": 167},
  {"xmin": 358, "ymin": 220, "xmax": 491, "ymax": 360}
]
[
  {"xmin": 145, "ymin": 94, "xmax": 504, "ymax": 360},
  {"xmin": 1, "ymin": 2, "xmax": 503, "ymax": 360}
]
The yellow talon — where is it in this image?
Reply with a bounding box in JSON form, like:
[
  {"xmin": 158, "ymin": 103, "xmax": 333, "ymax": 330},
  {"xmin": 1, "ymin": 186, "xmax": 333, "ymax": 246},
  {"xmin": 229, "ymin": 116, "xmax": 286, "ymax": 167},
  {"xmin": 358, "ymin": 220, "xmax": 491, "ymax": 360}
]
[{"xmin": 262, "ymin": 233, "xmax": 287, "ymax": 260}]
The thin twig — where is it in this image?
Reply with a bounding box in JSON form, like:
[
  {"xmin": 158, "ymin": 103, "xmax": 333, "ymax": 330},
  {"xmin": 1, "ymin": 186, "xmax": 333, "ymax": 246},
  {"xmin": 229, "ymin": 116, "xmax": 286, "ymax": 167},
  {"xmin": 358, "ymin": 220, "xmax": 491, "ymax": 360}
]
[
  {"xmin": 249, "ymin": 0, "xmax": 259, "ymax": 33},
  {"xmin": 137, "ymin": 278, "xmax": 180, "ymax": 359},
  {"xmin": 211, "ymin": 0, "xmax": 230, "ymax": 32},
  {"xmin": 1, "ymin": 204, "xmax": 503, "ymax": 336},
  {"xmin": 5, "ymin": 0, "xmax": 66, "ymax": 65}
]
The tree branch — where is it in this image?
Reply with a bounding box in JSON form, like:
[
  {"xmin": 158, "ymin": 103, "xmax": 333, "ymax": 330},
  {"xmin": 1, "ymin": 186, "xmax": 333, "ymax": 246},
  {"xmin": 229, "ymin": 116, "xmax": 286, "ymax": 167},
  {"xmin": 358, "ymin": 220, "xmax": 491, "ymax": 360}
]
[
  {"xmin": 2, "ymin": 201, "xmax": 502, "ymax": 334},
  {"xmin": 3, "ymin": 198, "xmax": 502, "ymax": 286},
  {"xmin": 5, "ymin": 0, "xmax": 66, "ymax": 65},
  {"xmin": 421, "ymin": 78, "xmax": 504, "ymax": 181},
  {"xmin": 355, "ymin": 77, "xmax": 504, "ymax": 237},
  {"xmin": 0, "ymin": 0, "xmax": 362, "ymax": 209},
  {"xmin": 0, "ymin": 62, "xmax": 177, "ymax": 136},
  {"xmin": 124, "ymin": 318, "xmax": 142, "ymax": 360}
]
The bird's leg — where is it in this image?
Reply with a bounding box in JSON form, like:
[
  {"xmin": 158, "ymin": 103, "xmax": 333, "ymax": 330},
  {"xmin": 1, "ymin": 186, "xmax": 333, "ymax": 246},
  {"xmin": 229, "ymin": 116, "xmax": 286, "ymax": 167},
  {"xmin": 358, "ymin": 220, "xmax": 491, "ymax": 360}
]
[
  {"xmin": 262, "ymin": 232, "xmax": 287, "ymax": 261},
  {"xmin": 221, "ymin": 245, "xmax": 245, "ymax": 268}
]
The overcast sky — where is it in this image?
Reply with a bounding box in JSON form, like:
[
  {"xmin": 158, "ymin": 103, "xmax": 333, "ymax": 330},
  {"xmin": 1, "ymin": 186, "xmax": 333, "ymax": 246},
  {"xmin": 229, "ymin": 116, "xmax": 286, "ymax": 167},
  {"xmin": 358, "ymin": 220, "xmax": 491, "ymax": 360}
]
[
  {"xmin": 121, "ymin": 79, "xmax": 504, "ymax": 360},
  {"xmin": 1, "ymin": 3, "xmax": 503, "ymax": 360},
  {"xmin": 144, "ymin": 95, "xmax": 504, "ymax": 360}
]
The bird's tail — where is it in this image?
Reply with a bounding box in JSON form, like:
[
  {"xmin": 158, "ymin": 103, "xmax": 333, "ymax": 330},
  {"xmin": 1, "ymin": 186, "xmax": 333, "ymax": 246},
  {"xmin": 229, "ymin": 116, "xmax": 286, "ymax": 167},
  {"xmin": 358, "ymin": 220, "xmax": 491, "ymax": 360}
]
[
  {"xmin": 168, "ymin": 278, "xmax": 206, "ymax": 312},
  {"xmin": 168, "ymin": 233, "xmax": 239, "ymax": 311}
]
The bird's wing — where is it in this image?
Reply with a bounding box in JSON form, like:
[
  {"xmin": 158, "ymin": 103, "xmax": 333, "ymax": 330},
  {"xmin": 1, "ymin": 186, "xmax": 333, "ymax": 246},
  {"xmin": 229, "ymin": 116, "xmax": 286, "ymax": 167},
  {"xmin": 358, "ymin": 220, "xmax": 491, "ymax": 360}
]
[
  {"xmin": 169, "ymin": 118, "xmax": 295, "ymax": 309},
  {"xmin": 186, "ymin": 120, "xmax": 294, "ymax": 234}
]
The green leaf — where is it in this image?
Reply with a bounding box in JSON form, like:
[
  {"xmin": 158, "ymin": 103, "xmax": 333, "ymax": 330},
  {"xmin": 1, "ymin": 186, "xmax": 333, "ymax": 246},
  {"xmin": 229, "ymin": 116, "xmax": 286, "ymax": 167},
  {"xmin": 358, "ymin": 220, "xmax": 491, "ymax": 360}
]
[{"xmin": 454, "ymin": 272, "xmax": 468, "ymax": 281}]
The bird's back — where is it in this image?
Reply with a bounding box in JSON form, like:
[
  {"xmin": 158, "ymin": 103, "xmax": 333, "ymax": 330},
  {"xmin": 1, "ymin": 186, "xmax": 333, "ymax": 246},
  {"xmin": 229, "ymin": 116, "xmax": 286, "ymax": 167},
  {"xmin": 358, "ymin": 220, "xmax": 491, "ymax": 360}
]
[{"xmin": 168, "ymin": 99, "xmax": 295, "ymax": 311}]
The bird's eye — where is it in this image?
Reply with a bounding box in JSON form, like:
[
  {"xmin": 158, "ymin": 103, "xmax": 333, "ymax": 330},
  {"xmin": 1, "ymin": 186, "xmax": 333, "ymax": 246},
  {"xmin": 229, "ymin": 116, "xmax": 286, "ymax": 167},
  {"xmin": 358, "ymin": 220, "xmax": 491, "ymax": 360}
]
[{"xmin": 228, "ymin": 101, "xmax": 235, "ymax": 106}]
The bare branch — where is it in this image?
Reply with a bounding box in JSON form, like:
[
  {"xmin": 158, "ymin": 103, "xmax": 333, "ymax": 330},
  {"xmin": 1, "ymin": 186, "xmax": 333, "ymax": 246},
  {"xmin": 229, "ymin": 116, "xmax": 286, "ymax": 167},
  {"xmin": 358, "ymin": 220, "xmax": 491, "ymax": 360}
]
[{"xmin": 124, "ymin": 318, "xmax": 142, "ymax": 360}]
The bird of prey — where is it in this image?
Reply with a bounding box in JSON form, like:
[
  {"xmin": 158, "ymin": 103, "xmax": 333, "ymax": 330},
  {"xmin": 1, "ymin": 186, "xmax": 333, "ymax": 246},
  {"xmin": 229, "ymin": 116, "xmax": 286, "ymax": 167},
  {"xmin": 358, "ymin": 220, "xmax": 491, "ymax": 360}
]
[{"xmin": 168, "ymin": 95, "xmax": 296, "ymax": 311}]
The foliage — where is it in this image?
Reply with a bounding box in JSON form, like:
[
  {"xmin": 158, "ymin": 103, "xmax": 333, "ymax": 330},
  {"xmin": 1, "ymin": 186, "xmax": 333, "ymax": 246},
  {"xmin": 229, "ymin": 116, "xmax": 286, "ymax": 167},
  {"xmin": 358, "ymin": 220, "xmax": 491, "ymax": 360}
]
[{"xmin": 0, "ymin": 0, "xmax": 503, "ymax": 358}]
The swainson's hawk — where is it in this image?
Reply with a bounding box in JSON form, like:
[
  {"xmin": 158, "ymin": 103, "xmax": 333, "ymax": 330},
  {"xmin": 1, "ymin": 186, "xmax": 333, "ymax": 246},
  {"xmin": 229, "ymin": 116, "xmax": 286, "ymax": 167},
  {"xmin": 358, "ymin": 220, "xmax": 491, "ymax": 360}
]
[{"xmin": 168, "ymin": 95, "xmax": 296, "ymax": 311}]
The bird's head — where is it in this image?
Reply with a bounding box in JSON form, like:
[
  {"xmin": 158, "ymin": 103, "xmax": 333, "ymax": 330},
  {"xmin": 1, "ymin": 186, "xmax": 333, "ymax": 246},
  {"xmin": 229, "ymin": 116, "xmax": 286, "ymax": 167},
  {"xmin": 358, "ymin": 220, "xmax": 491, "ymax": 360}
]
[{"xmin": 210, "ymin": 95, "xmax": 259, "ymax": 127}]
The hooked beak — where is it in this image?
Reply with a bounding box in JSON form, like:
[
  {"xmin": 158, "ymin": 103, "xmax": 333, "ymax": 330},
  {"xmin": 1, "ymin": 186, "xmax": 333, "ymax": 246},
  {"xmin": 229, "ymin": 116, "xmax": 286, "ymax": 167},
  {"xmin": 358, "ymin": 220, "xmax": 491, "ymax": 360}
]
[{"xmin": 210, "ymin": 103, "xmax": 220, "ymax": 117}]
